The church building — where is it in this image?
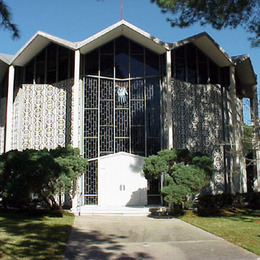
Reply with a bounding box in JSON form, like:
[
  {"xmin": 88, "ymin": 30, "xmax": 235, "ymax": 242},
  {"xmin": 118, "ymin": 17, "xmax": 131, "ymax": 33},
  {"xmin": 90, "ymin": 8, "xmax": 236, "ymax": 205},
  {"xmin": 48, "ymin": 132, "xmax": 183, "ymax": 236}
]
[{"xmin": 0, "ymin": 20, "xmax": 259, "ymax": 210}]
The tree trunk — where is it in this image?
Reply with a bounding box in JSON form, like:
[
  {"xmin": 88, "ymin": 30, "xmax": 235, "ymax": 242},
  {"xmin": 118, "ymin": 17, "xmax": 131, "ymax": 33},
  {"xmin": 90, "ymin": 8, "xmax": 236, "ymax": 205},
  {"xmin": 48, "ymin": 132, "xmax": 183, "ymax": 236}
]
[{"xmin": 168, "ymin": 202, "xmax": 174, "ymax": 215}]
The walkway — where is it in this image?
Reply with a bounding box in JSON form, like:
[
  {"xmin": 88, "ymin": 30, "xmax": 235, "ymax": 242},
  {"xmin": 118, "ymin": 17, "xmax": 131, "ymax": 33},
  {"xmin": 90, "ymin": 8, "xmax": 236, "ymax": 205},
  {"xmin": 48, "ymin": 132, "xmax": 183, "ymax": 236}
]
[{"xmin": 64, "ymin": 215, "xmax": 259, "ymax": 260}]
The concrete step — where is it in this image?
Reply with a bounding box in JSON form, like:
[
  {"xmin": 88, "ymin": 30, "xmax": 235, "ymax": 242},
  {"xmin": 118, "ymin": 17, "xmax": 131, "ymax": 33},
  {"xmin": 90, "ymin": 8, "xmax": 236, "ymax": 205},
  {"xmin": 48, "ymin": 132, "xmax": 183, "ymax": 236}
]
[{"xmin": 71, "ymin": 206, "xmax": 167, "ymax": 216}]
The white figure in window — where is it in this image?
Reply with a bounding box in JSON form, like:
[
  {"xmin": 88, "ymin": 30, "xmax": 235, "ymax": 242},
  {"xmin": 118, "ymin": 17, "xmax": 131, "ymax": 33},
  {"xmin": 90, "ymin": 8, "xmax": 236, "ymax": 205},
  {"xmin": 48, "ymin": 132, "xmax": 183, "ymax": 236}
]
[{"xmin": 117, "ymin": 85, "xmax": 128, "ymax": 104}]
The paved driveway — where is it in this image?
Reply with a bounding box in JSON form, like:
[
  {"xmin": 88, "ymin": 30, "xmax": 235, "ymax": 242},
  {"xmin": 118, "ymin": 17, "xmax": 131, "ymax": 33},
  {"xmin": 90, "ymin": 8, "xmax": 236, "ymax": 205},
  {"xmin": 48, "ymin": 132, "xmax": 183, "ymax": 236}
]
[{"xmin": 64, "ymin": 216, "xmax": 259, "ymax": 260}]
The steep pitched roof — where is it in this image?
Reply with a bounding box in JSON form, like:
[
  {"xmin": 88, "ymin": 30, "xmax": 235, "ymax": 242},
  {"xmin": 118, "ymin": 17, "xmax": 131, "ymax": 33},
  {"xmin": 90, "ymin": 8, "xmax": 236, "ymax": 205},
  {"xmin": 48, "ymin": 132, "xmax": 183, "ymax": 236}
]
[
  {"xmin": 78, "ymin": 20, "xmax": 169, "ymax": 54},
  {"xmin": 1, "ymin": 20, "xmax": 256, "ymax": 92},
  {"xmin": 11, "ymin": 31, "xmax": 76, "ymax": 66},
  {"xmin": 232, "ymin": 55, "xmax": 257, "ymax": 97},
  {"xmin": 0, "ymin": 53, "xmax": 12, "ymax": 82},
  {"xmin": 0, "ymin": 53, "xmax": 13, "ymax": 65},
  {"xmin": 171, "ymin": 32, "xmax": 233, "ymax": 67}
]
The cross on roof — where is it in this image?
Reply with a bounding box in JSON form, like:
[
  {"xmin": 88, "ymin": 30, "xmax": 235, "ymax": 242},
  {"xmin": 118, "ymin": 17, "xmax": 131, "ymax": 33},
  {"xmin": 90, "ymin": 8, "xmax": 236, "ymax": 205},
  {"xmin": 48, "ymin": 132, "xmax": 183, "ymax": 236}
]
[{"xmin": 120, "ymin": 0, "xmax": 123, "ymax": 20}]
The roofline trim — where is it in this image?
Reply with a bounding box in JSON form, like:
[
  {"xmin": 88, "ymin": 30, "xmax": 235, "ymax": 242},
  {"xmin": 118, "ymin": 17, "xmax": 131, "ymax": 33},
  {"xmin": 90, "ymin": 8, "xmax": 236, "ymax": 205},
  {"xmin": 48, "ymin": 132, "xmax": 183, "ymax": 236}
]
[
  {"xmin": 10, "ymin": 31, "xmax": 77, "ymax": 65},
  {"xmin": 171, "ymin": 32, "xmax": 234, "ymax": 65},
  {"xmin": 0, "ymin": 53, "xmax": 13, "ymax": 65},
  {"xmin": 78, "ymin": 19, "xmax": 170, "ymax": 51}
]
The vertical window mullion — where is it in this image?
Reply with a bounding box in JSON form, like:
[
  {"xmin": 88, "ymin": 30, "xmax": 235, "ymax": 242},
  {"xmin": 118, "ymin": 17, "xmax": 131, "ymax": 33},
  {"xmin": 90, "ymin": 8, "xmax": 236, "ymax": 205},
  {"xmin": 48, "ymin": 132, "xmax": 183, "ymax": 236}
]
[
  {"xmin": 184, "ymin": 46, "xmax": 188, "ymax": 82},
  {"xmin": 56, "ymin": 45, "xmax": 59, "ymax": 82},
  {"xmin": 129, "ymin": 39, "xmax": 132, "ymax": 154},
  {"xmin": 113, "ymin": 40, "xmax": 116, "ymax": 153},
  {"xmin": 68, "ymin": 50, "xmax": 71, "ymax": 79},
  {"xmin": 44, "ymin": 48, "xmax": 47, "ymax": 84},
  {"xmin": 98, "ymin": 48, "xmax": 101, "ymax": 157},
  {"xmin": 207, "ymin": 57, "xmax": 210, "ymax": 83},
  {"xmin": 144, "ymin": 47, "xmax": 147, "ymax": 157},
  {"xmin": 196, "ymin": 48, "xmax": 199, "ymax": 84},
  {"xmin": 33, "ymin": 58, "xmax": 36, "ymax": 84}
]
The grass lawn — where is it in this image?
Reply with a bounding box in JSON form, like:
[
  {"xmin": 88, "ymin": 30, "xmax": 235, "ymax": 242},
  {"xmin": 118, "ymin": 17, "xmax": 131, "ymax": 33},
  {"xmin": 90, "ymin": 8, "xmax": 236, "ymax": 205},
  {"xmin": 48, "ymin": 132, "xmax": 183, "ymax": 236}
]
[
  {"xmin": 0, "ymin": 210, "xmax": 74, "ymax": 259},
  {"xmin": 179, "ymin": 209, "xmax": 260, "ymax": 255}
]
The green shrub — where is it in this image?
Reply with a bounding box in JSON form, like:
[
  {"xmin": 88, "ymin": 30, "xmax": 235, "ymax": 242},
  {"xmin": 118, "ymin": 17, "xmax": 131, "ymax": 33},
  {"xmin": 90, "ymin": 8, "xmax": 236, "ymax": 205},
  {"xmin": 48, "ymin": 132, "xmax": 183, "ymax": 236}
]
[
  {"xmin": 143, "ymin": 148, "xmax": 213, "ymax": 209},
  {"xmin": 0, "ymin": 146, "xmax": 87, "ymax": 210},
  {"xmin": 196, "ymin": 192, "xmax": 260, "ymax": 215},
  {"xmin": 245, "ymin": 192, "xmax": 260, "ymax": 209}
]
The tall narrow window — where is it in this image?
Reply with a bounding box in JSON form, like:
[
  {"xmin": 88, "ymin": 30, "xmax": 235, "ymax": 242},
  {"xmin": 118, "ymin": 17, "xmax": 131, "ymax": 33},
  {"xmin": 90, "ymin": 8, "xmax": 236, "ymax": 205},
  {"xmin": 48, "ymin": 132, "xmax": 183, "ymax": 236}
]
[
  {"xmin": 186, "ymin": 44, "xmax": 197, "ymax": 84},
  {"xmin": 175, "ymin": 46, "xmax": 185, "ymax": 81},
  {"xmin": 130, "ymin": 41, "xmax": 144, "ymax": 77},
  {"xmin": 85, "ymin": 49, "xmax": 98, "ymax": 76},
  {"xmin": 100, "ymin": 40, "xmax": 114, "ymax": 77},
  {"xmin": 47, "ymin": 44, "xmax": 57, "ymax": 84},
  {"xmin": 36, "ymin": 50, "xmax": 45, "ymax": 84},
  {"xmin": 115, "ymin": 37, "xmax": 129, "ymax": 78}
]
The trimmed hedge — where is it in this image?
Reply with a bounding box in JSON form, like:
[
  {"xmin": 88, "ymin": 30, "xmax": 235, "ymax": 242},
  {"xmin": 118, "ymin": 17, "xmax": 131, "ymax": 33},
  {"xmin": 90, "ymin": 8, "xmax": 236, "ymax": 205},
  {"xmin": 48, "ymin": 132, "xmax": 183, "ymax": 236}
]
[{"xmin": 196, "ymin": 192, "xmax": 260, "ymax": 215}]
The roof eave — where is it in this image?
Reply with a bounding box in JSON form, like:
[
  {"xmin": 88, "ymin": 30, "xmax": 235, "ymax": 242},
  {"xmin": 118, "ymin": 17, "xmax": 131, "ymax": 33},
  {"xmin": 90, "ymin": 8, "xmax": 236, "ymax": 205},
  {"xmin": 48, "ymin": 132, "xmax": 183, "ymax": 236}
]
[
  {"xmin": 171, "ymin": 32, "xmax": 234, "ymax": 67},
  {"xmin": 11, "ymin": 31, "xmax": 76, "ymax": 67},
  {"xmin": 78, "ymin": 20, "xmax": 168, "ymax": 54}
]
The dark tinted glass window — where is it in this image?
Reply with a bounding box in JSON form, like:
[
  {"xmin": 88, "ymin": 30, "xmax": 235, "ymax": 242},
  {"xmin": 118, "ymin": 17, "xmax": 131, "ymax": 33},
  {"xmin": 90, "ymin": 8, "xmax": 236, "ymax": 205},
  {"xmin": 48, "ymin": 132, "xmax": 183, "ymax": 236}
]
[
  {"xmin": 100, "ymin": 40, "xmax": 114, "ymax": 54},
  {"xmin": 220, "ymin": 67, "xmax": 230, "ymax": 88},
  {"xmin": 85, "ymin": 49, "xmax": 98, "ymax": 76},
  {"xmin": 145, "ymin": 49, "xmax": 159, "ymax": 76},
  {"xmin": 47, "ymin": 44, "xmax": 57, "ymax": 83},
  {"xmin": 209, "ymin": 60, "xmax": 218, "ymax": 84},
  {"xmin": 100, "ymin": 41, "xmax": 114, "ymax": 77},
  {"xmin": 0, "ymin": 72, "xmax": 8, "ymax": 98},
  {"xmin": 130, "ymin": 41, "xmax": 144, "ymax": 77},
  {"xmin": 171, "ymin": 50, "xmax": 175, "ymax": 77},
  {"xmin": 130, "ymin": 54, "xmax": 144, "ymax": 77},
  {"xmin": 14, "ymin": 66, "xmax": 22, "ymax": 90},
  {"xmin": 160, "ymin": 54, "xmax": 166, "ymax": 76},
  {"xmin": 175, "ymin": 46, "xmax": 185, "ymax": 81},
  {"xmin": 186, "ymin": 44, "xmax": 197, "ymax": 83},
  {"xmin": 100, "ymin": 54, "xmax": 114, "ymax": 77},
  {"xmin": 130, "ymin": 41, "xmax": 143, "ymax": 54},
  {"xmin": 36, "ymin": 50, "xmax": 45, "ymax": 84},
  {"xmin": 115, "ymin": 37, "xmax": 129, "ymax": 78},
  {"xmin": 58, "ymin": 46, "xmax": 69, "ymax": 81},
  {"xmin": 198, "ymin": 49, "xmax": 208, "ymax": 84},
  {"xmin": 25, "ymin": 59, "xmax": 34, "ymax": 84}
]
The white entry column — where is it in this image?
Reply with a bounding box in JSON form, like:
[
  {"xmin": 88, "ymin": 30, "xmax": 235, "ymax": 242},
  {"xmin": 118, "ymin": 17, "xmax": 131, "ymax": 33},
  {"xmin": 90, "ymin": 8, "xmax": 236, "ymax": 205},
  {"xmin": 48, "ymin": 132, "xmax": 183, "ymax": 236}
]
[
  {"xmin": 5, "ymin": 65, "xmax": 15, "ymax": 152},
  {"xmin": 72, "ymin": 50, "xmax": 80, "ymax": 148},
  {"xmin": 229, "ymin": 65, "xmax": 247, "ymax": 193},
  {"xmin": 166, "ymin": 50, "xmax": 173, "ymax": 149},
  {"xmin": 250, "ymin": 84, "xmax": 260, "ymax": 191},
  {"xmin": 71, "ymin": 50, "xmax": 81, "ymax": 212}
]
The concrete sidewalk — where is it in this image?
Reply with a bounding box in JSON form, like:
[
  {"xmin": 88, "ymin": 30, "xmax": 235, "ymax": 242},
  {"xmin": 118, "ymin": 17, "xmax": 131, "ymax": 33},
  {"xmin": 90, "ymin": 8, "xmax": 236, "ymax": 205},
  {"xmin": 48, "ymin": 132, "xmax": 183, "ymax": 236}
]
[{"xmin": 64, "ymin": 216, "xmax": 259, "ymax": 260}]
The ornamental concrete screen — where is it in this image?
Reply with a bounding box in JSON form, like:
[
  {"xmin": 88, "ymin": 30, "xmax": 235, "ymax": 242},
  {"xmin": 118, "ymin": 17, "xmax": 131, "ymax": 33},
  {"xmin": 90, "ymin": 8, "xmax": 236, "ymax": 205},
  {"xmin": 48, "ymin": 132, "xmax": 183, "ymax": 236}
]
[{"xmin": 0, "ymin": 20, "xmax": 259, "ymax": 209}]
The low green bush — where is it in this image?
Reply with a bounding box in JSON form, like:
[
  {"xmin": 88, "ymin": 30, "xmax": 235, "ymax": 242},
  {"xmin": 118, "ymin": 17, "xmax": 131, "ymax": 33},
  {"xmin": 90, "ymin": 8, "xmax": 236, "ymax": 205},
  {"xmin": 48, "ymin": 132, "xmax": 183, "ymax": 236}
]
[{"xmin": 196, "ymin": 192, "xmax": 260, "ymax": 215}]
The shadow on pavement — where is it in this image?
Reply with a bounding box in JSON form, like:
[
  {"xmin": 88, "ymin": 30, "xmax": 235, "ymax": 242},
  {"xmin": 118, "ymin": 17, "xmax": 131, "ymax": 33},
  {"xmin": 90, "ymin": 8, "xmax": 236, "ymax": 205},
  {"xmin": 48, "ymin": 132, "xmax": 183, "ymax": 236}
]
[{"xmin": 65, "ymin": 226, "xmax": 154, "ymax": 260}]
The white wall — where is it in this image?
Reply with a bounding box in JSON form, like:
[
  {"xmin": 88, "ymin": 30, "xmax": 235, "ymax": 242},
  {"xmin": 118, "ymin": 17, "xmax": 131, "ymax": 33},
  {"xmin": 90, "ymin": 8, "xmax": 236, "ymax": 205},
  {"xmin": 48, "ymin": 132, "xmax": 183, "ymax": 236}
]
[
  {"xmin": 0, "ymin": 97, "xmax": 6, "ymax": 154},
  {"xmin": 98, "ymin": 152, "xmax": 147, "ymax": 207}
]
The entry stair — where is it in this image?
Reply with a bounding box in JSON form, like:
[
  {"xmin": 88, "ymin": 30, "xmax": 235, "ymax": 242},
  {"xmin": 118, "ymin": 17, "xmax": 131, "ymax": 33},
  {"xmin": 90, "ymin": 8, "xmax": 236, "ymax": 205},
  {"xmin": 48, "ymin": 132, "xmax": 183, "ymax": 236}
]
[{"xmin": 72, "ymin": 205, "xmax": 168, "ymax": 216}]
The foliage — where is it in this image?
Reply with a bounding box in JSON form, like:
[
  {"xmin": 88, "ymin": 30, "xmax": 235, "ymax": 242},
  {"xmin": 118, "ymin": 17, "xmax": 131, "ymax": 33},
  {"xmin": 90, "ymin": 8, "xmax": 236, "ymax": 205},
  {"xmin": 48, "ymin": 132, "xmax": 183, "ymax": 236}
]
[
  {"xmin": 143, "ymin": 149, "xmax": 213, "ymax": 205},
  {"xmin": 243, "ymin": 124, "xmax": 253, "ymax": 155},
  {"xmin": 0, "ymin": 145, "xmax": 87, "ymax": 210},
  {"xmin": 151, "ymin": 0, "xmax": 260, "ymax": 47},
  {"xmin": 196, "ymin": 192, "xmax": 260, "ymax": 216},
  {"xmin": 0, "ymin": 0, "xmax": 19, "ymax": 38}
]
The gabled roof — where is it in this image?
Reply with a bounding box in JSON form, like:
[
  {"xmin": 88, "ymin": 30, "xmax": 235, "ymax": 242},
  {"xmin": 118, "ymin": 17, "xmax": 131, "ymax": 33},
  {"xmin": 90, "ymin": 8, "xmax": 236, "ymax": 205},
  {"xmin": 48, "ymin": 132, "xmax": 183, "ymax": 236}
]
[
  {"xmin": 78, "ymin": 20, "xmax": 169, "ymax": 54},
  {"xmin": 11, "ymin": 31, "xmax": 76, "ymax": 66},
  {"xmin": 1, "ymin": 20, "xmax": 257, "ymax": 91},
  {"xmin": 0, "ymin": 53, "xmax": 13, "ymax": 65},
  {"xmin": 232, "ymin": 55, "xmax": 257, "ymax": 97},
  {"xmin": 171, "ymin": 32, "xmax": 233, "ymax": 67},
  {"xmin": 0, "ymin": 53, "xmax": 12, "ymax": 82}
]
